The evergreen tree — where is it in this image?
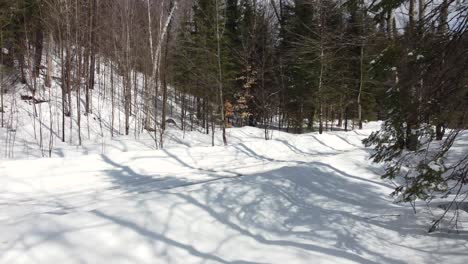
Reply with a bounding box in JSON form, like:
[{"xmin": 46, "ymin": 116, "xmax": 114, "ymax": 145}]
[{"xmin": 364, "ymin": 0, "xmax": 468, "ymax": 231}]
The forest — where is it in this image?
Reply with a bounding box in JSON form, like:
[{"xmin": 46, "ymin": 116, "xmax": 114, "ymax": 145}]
[
  {"xmin": 1, "ymin": 0, "xmax": 465, "ymax": 139},
  {"xmin": 0, "ymin": 0, "xmax": 467, "ymax": 262}
]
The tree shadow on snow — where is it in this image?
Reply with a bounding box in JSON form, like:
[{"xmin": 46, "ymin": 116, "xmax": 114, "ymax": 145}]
[
  {"xmin": 97, "ymin": 152, "xmax": 467, "ymax": 263},
  {"xmin": 12, "ymin": 151, "xmax": 464, "ymax": 263},
  {"xmin": 169, "ymin": 164, "xmax": 468, "ymax": 263}
]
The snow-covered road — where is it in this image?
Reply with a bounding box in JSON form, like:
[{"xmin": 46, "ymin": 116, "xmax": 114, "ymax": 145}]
[{"xmin": 1, "ymin": 126, "xmax": 467, "ymax": 264}]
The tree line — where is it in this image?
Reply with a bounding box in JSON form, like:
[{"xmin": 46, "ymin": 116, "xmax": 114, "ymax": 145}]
[{"xmin": 1, "ymin": 0, "xmax": 465, "ymax": 141}]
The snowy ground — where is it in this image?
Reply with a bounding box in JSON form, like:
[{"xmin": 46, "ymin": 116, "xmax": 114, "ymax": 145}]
[{"xmin": 1, "ymin": 123, "xmax": 468, "ymax": 264}]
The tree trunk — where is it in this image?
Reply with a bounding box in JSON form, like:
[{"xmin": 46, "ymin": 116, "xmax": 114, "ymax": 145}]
[
  {"xmin": 45, "ymin": 32, "xmax": 53, "ymax": 88},
  {"xmin": 358, "ymin": 43, "xmax": 364, "ymax": 129},
  {"xmin": 77, "ymin": 50, "xmax": 82, "ymax": 146},
  {"xmin": 60, "ymin": 40, "xmax": 66, "ymax": 142},
  {"xmin": 418, "ymin": 0, "xmax": 425, "ymax": 35},
  {"xmin": 344, "ymin": 106, "xmax": 348, "ymax": 132},
  {"xmin": 34, "ymin": 25, "xmax": 44, "ymax": 77},
  {"xmin": 318, "ymin": 1, "xmax": 325, "ymax": 134},
  {"xmin": 409, "ymin": 0, "xmax": 416, "ymax": 34},
  {"xmin": 386, "ymin": 10, "xmax": 394, "ymax": 39},
  {"xmin": 17, "ymin": 33, "xmax": 27, "ymax": 84},
  {"xmin": 211, "ymin": 111, "xmax": 215, "ymax": 147},
  {"xmin": 111, "ymin": 60, "xmax": 115, "ymax": 137},
  {"xmin": 439, "ymin": 0, "xmax": 448, "ymax": 33},
  {"xmin": 0, "ymin": 31, "xmax": 4, "ymax": 128},
  {"xmin": 435, "ymin": 123, "xmax": 445, "ymax": 140},
  {"xmin": 215, "ymin": 0, "xmax": 227, "ymax": 146},
  {"xmin": 160, "ymin": 1, "xmax": 174, "ymax": 148}
]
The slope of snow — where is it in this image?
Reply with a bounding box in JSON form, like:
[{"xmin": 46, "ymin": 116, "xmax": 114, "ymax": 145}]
[
  {"xmin": 0, "ymin": 55, "xmax": 216, "ymax": 160},
  {"xmin": 1, "ymin": 124, "xmax": 467, "ymax": 264}
]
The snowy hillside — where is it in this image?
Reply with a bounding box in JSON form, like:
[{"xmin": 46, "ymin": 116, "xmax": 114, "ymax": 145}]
[
  {"xmin": 0, "ymin": 57, "xmax": 218, "ymax": 160},
  {"xmin": 1, "ymin": 123, "xmax": 467, "ymax": 264}
]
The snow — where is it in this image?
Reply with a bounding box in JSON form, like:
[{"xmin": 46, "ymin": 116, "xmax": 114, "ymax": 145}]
[
  {"xmin": 1, "ymin": 123, "xmax": 467, "ymax": 264},
  {"xmin": 1, "ymin": 52, "xmax": 467, "ymax": 264}
]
